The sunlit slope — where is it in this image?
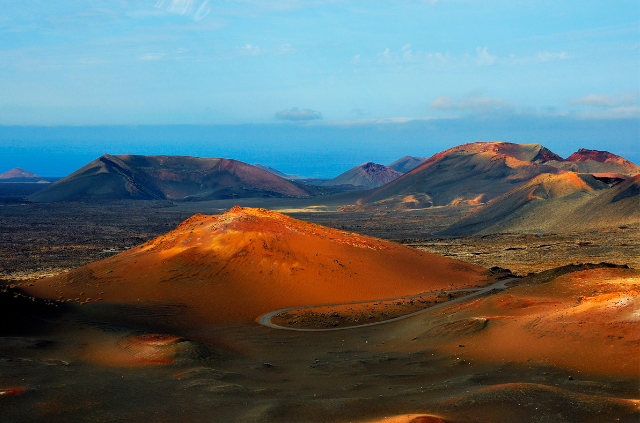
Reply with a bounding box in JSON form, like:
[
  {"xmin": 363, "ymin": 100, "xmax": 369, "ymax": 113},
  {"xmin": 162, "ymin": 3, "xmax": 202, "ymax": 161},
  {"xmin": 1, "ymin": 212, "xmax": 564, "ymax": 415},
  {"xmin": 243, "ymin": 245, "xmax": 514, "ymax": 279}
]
[
  {"xmin": 28, "ymin": 154, "xmax": 319, "ymax": 202},
  {"xmin": 355, "ymin": 143, "xmax": 639, "ymax": 211},
  {"xmin": 439, "ymin": 173, "xmax": 640, "ymax": 236},
  {"xmin": 547, "ymin": 149, "xmax": 640, "ymax": 175},
  {"xmin": 356, "ymin": 143, "xmax": 566, "ymax": 210},
  {"xmin": 26, "ymin": 207, "xmax": 486, "ymax": 325},
  {"xmin": 401, "ymin": 267, "xmax": 640, "ymax": 377}
]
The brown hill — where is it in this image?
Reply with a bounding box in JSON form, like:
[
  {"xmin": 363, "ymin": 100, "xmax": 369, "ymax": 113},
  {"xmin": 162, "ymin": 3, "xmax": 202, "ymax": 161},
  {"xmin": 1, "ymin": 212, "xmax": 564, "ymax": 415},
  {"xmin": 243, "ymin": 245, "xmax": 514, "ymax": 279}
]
[
  {"xmin": 24, "ymin": 207, "xmax": 486, "ymax": 326},
  {"xmin": 0, "ymin": 168, "xmax": 44, "ymax": 182},
  {"xmin": 387, "ymin": 156, "xmax": 427, "ymax": 173},
  {"xmin": 352, "ymin": 143, "xmax": 640, "ymax": 211},
  {"xmin": 354, "ymin": 143, "xmax": 566, "ymax": 210},
  {"xmin": 314, "ymin": 162, "xmax": 403, "ymax": 190},
  {"xmin": 439, "ymin": 173, "xmax": 639, "ymax": 236},
  {"xmin": 545, "ymin": 148, "xmax": 640, "ymax": 176},
  {"xmin": 28, "ymin": 155, "xmax": 319, "ymax": 202}
]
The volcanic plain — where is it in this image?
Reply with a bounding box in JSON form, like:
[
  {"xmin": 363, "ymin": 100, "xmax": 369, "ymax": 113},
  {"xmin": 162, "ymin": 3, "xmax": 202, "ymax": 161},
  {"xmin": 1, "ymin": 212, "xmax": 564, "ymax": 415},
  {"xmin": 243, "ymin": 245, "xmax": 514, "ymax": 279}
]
[
  {"xmin": 0, "ymin": 199, "xmax": 638, "ymax": 423},
  {"xmin": 1, "ymin": 142, "xmax": 639, "ymax": 423}
]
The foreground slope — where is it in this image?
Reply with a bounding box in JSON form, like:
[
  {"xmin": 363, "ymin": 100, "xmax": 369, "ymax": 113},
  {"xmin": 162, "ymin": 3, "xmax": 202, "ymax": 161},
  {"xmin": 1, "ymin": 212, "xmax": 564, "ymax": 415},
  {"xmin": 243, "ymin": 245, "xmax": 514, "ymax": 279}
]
[
  {"xmin": 28, "ymin": 155, "xmax": 318, "ymax": 202},
  {"xmin": 402, "ymin": 266, "xmax": 640, "ymax": 377},
  {"xmin": 440, "ymin": 173, "xmax": 640, "ymax": 236},
  {"xmin": 25, "ymin": 207, "xmax": 486, "ymax": 325},
  {"xmin": 355, "ymin": 143, "xmax": 639, "ymax": 211}
]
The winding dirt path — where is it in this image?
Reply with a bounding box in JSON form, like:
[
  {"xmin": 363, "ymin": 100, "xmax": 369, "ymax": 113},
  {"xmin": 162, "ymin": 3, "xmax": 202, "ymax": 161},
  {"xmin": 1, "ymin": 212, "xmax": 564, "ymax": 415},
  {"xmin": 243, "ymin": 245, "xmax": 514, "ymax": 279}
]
[{"xmin": 257, "ymin": 278, "xmax": 518, "ymax": 331}]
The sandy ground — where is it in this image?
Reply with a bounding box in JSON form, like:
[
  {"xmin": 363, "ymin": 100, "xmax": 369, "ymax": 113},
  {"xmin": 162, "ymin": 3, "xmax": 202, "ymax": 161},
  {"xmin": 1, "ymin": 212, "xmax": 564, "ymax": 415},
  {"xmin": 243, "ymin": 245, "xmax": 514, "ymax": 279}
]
[{"xmin": 0, "ymin": 203, "xmax": 638, "ymax": 422}]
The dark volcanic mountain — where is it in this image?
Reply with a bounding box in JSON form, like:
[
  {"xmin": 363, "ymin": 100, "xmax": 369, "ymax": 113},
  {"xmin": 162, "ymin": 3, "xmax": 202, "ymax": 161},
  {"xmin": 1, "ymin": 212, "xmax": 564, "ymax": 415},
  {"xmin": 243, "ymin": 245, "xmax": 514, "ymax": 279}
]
[
  {"xmin": 28, "ymin": 155, "xmax": 320, "ymax": 202},
  {"xmin": 313, "ymin": 162, "xmax": 403, "ymax": 190},
  {"xmin": 387, "ymin": 156, "xmax": 427, "ymax": 173},
  {"xmin": 353, "ymin": 143, "xmax": 640, "ymax": 210},
  {"xmin": 439, "ymin": 173, "xmax": 639, "ymax": 236},
  {"xmin": 0, "ymin": 168, "xmax": 45, "ymax": 182}
]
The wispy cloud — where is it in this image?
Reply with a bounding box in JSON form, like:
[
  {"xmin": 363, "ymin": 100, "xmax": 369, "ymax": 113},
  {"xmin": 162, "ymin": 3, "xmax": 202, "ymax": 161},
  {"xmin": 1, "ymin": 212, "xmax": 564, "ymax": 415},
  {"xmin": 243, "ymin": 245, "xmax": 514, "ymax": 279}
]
[
  {"xmin": 568, "ymin": 91, "xmax": 639, "ymax": 107},
  {"xmin": 429, "ymin": 94, "xmax": 516, "ymax": 112},
  {"xmin": 239, "ymin": 43, "xmax": 261, "ymax": 55},
  {"xmin": 374, "ymin": 45, "xmax": 568, "ymax": 68},
  {"xmin": 577, "ymin": 106, "xmax": 640, "ymax": 120},
  {"xmin": 472, "ymin": 46, "xmax": 496, "ymax": 66},
  {"xmin": 275, "ymin": 107, "xmax": 323, "ymax": 121},
  {"xmin": 155, "ymin": 0, "xmax": 212, "ymax": 22},
  {"xmin": 318, "ymin": 116, "xmax": 456, "ymax": 128},
  {"xmin": 377, "ymin": 46, "xmax": 449, "ymax": 65},
  {"xmin": 137, "ymin": 52, "xmax": 165, "ymax": 61}
]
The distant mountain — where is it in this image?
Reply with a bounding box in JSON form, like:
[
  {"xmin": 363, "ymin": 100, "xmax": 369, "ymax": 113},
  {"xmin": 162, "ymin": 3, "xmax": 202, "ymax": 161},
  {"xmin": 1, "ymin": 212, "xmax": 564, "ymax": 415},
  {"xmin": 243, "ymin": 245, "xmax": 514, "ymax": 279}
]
[
  {"xmin": 254, "ymin": 164, "xmax": 292, "ymax": 179},
  {"xmin": 352, "ymin": 143, "xmax": 640, "ymax": 211},
  {"xmin": 387, "ymin": 156, "xmax": 427, "ymax": 173},
  {"xmin": 543, "ymin": 149, "xmax": 640, "ymax": 176},
  {"xmin": 439, "ymin": 172, "xmax": 638, "ymax": 236},
  {"xmin": 312, "ymin": 162, "xmax": 404, "ymax": 190},
  {"xmin": 253, "ymin": 163, "xmax": 320, "ymax": 182},
  {"xmin": 0, "ymin": 168, "xmax": 46, "ymax": 182},
  {"xmin": 28, "ymin": 155, "xmax": 321, "ymax": 202}
]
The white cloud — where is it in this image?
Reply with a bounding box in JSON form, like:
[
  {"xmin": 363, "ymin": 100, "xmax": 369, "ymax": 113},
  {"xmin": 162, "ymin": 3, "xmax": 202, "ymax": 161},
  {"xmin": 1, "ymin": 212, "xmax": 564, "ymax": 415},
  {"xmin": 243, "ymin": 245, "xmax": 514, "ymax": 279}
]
[
  {"xmin": 377, "ymin": 46, "xmax": 449, "ymax": 65},
  {"xmin": 429, "ymin": 96, "xmax": 455, "ymax": 110},
  {"xmin": 535, "ymin": 51, "xmax": 569, "ymax": 62},
  {"xmin": 568, "ymin": 91, "xmax": 639, "ymax": 107},
  {"xmin": 137, "ymin": 52, "xmax": 164, "ymax": 60},
  {"xmin": 275, "ymin": 107, "xmax": 323, "ymax": 121},
  {"xmin": 429, "ymin": 94, "xmax": 516, "ymax": 112},
  {"xmin": 319, "ymin": 116, "xmax": 455, "ymax": 128},
  {"xmin": 240, "ymin": 43, "xmax": 261, "ymax": 54},
  {"xmin": 155, "ymin": 0, "xmax": 212, "ymax": 21},
  {"xmin": 577, "ymin": 106, "xmax": 640, "ymax": 120},
  {"xmin": 474, "ymin": 46, "xmax": 496, "ymax": 66}
]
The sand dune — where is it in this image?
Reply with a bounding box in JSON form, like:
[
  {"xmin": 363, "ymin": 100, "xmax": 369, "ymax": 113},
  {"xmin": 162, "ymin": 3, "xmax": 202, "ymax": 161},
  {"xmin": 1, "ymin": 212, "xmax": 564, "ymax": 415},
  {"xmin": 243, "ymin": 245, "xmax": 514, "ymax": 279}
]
[{"xmin": 25, "ymin": 207, "xmax": 486, "ymax": 327}]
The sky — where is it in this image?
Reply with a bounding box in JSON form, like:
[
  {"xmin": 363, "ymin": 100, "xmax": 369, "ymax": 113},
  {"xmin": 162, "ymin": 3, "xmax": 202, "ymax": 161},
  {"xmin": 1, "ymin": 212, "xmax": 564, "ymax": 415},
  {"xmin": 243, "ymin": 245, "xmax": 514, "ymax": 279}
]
[{"xmin": 0, "ymin": 0, "xmax": 638, "ymax": 177}]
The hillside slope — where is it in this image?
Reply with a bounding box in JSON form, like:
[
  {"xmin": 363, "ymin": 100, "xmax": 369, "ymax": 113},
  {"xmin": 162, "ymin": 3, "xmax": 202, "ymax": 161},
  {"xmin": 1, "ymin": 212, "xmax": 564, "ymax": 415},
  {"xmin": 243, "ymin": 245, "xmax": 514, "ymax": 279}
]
[
  {"xmin": 25, "ymin": 207, "xmax": 487, "ymax": 326},
  {"xmin": 439, "ymin": 173, "xmax": 639, "ymax": 236},
  {"xmin": 28, "ymin": 155, "xmax": 319, "ymax": 202}
]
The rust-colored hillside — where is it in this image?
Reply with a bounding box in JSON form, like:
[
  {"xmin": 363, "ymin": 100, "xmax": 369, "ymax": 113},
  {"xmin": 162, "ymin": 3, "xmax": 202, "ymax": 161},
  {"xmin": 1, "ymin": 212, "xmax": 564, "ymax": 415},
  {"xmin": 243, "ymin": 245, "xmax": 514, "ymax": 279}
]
[{"xmin": 25, "ymin": 207, "xmax": 486, "ymax": 326}]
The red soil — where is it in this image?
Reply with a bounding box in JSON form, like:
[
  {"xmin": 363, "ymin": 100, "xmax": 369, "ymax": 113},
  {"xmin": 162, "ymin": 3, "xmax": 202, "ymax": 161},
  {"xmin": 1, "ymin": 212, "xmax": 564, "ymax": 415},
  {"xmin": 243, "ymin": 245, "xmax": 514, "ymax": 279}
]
[
  {"xmin": 362, "ymin": 415, "xmax": 446, "ymax": 423},
  {"xmin": 0, "ymin": 388, "xmax": 25, "ymax": 396},
  {"xmin": 25, "ymin": 207, "xmax": 487, "ymax": 326},
  {"xmin": 432, "ymin": 268, "xmax": 640, "ymax": 376}
]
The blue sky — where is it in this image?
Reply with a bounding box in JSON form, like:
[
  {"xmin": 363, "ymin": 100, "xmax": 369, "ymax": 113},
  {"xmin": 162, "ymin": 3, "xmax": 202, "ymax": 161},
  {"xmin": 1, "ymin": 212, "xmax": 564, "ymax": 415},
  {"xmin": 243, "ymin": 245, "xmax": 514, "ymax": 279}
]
[{"xmin": 0, "ymin": 0, "xmax": 638, "ymax": 176}]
